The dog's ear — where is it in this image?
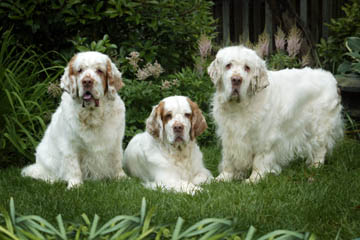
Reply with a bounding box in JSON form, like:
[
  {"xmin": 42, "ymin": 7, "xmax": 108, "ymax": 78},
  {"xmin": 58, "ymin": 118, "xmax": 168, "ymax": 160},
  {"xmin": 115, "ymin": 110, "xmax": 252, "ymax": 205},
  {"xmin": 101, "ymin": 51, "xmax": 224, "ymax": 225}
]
[
  {"xmin": 187, "ymin": 98, "xmax": 207, "ymax": 141},
  {"xmin": 249, "ymin": 58, "xmax": 269, "ymax": 95},
  {"xmin": 60, "ymin": 55, "xmax": 78, "ymax": 98},
  {"xmin": 208, "ymin": 58, "xmax": 222, "ymax": 86},
  {"xmin": 146, "ymin": 101, "xmax": 164, "ymax": 140},
  {"xmin": 106, "ymin": 60, "xmax": 124, "ymax": 100}
]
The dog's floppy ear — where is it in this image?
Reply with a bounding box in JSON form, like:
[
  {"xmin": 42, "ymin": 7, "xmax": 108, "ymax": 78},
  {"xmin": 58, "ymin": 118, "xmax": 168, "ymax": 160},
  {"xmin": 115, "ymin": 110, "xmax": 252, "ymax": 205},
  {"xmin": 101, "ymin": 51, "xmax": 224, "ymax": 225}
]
[
  {"xmin": 60, "ymin": 55, "xmax": 78, "ymax": 98},
  {"xmin": 146, "ymin": 101, "xmax": 164, "ymax": 140},
  {"xmin": 106, "ymin": 60, "xmax": 124, "ymax": 100},
  {"xmin": 187, "ymin": 98, "xmax": 207, "ymax": 141},
  {"xmin": 208, "ymin": 58, "xmax": 222, "ymax": 86},
  {"xmin": 249, "ymin": 58, "xmax": 269, "ymax": 95}
]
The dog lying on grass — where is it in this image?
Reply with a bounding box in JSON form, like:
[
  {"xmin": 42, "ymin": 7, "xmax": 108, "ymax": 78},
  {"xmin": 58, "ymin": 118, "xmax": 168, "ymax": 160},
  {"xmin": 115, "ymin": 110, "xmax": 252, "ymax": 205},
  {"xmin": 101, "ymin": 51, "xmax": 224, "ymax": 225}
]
[{"xmin": 124, "ymin": 96, "xmax": 213, "ymax": 194}]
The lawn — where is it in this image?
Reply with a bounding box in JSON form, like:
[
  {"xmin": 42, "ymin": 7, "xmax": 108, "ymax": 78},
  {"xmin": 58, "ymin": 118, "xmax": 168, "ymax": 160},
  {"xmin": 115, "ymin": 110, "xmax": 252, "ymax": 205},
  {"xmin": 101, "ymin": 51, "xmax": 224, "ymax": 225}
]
[{"xmin": 1, "ymin": 139, "xmax": 360, "ymax": 239}]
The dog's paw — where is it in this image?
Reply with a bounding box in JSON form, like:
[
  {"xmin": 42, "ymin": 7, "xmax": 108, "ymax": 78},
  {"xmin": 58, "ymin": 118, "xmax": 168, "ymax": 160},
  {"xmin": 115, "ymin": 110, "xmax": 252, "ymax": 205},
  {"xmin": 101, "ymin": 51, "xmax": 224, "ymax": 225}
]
[
  {"xmin": 67, "ymin": 179, "xmax": 83, "ymax": 189},
  {"xmin": 215, "ymin": 172, "xmax": 233, "ymax": 182},
  {"xmin": 117, "ymin": 170, "xmax": 128, "ymax": 179}
]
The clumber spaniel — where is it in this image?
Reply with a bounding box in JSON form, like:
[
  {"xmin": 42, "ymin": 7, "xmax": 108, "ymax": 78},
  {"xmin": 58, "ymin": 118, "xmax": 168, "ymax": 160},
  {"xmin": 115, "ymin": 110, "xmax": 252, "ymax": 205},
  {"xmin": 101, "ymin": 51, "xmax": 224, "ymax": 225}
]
[
  {"xmin": 208, "ymin": 46, "xmax": 344, "ymax": 183},
  {"xmin": 22, "ymin": 51, "xmax": 127, "ymax": 188},
  {"xmin": 123, "ymin": 96, "xmax": 213, "ymax": 194}
]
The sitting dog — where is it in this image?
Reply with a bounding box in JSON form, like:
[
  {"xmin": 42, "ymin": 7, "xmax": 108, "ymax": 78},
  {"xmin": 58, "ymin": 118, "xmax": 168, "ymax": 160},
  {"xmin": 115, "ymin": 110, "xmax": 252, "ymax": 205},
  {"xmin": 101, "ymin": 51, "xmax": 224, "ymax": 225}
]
[
  {"xmin": 123, "ymin": 96, "xmax": 213, "ymax": 194},
  {"xmin": 22, "ymin": 51, "xmax": 127, "ymax": 188},
  {"xmin": 208, "ymin": 46, "xmax": 344, "ymax": 183}
]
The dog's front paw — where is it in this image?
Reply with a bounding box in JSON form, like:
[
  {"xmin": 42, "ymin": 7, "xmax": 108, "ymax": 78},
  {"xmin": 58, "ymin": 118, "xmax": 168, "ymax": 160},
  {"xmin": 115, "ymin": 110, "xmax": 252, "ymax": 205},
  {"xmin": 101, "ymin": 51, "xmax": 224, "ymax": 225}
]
[
  {"xmin": 67, "ymin": 179, "xmax": 83, "ymax": 189},
  {"xmin": 215, "ymin": 171, "xmax": 233, "ymax": 182},
  {"xmin": 117, "ymin": 170, "xmax": 128, "ymax": 179},
  {"xmin": 185, "ymin": 184, "xmax": 203, "ymax": 195},
  {"xmin": 192, "ymin": 173, "xmax": 213, "ymax": 185}
]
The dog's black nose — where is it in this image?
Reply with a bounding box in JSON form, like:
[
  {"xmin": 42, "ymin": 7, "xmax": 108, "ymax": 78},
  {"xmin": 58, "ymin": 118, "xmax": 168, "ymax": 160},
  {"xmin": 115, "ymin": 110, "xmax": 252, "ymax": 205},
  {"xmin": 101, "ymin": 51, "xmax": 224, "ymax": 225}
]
[
  {"xmin": 173, "ymin": 123, "xmax": 184, "ymax": 133},
  {"xmin": 231, "ymin": 76, "xmax": 242, "ymax": 87},
  {"xmin": 82, "ymin": 78, "xmax": 94, "ymax": 89}
]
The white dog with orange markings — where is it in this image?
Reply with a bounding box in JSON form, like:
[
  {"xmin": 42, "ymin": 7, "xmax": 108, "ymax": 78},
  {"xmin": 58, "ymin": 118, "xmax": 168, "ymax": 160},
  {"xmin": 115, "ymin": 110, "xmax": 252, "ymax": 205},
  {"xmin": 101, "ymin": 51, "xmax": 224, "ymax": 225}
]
[
  {"xmin": 22, "ymin": 51, "xmax": 127, "ymax": 188},
  {"xmin": 208, "ymin": 46, "xmax": 344, "ymax": 183},
  {"xmin": 124, "ymin": 96, "xmax": 213, "ymax": 194}
]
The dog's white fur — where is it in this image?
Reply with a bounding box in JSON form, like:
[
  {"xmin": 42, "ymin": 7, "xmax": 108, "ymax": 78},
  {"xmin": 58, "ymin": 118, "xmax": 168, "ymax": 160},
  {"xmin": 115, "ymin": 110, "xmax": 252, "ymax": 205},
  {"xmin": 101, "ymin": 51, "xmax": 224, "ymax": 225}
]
[
  {"xmin": 208, "ymin": 46, "xmax": 344, "ymax": 183},
  {"xmin": 21, "ymin": 51, "xmax": 126, "ymax": 188},
  {"xmin": 123, "ymin": 96, "xmax": 213, "ymax": 194}
]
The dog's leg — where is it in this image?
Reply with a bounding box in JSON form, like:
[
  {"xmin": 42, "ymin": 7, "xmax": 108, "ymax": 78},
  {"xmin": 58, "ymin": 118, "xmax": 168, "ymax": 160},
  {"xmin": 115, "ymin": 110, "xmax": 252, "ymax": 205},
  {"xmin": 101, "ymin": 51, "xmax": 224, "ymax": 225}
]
[
  {"xmin": 246, "ymin": 152, "xmax": 279, "ymax": 183},
  {"xmin": 145, "ymin": 180, "xmax": 202, "ymax": 195},
  {"xmin": 216, "ymin": 153, "xmax": 237, "ymax": 181},
  {"xmin": 308, "ymin": 146, "xmax": 327, "ymax": 168},
  {"xmin": 63, "ymin": 155, "xmax": 83, "ymax": 189},
  {"xmin": 149, "ymin": 170, "xmax": 203, "ymax": 195},
  {"xmin": 21, "ymin": 163, "xmax": 55, "ymax": 183},
  {"xmin": 215, "ymin": 171, "xmax": 234, "ymax": 181},
  {"xmin": 192, "ymin": 170, "xmax": 213, "ymax": 185}
]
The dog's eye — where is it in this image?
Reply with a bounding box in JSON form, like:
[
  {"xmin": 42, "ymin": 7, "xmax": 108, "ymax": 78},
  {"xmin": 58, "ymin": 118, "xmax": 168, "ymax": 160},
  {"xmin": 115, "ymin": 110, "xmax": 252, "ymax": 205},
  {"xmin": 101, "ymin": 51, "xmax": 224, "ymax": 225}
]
[
  {"xmin": 244, "ymin": 65, "xmax": 250, "ymax": 72},
  {"xmin": 97, "ymin": 69, "xmax": 104, "ymax": 74},
  {"xmin": 164, "ymin": 113, "xmax": 172, "ymax": 121},
  {"xmin": 225, "ymin": 63, "xmax": 232, "ymax": 70},
  {"xmin": 78, "ymin": 68, "xmax": 83, "ymax": 74},
  {"xmin": 185, "ymin": 113, "xmax": 191, "ymax": 118}
]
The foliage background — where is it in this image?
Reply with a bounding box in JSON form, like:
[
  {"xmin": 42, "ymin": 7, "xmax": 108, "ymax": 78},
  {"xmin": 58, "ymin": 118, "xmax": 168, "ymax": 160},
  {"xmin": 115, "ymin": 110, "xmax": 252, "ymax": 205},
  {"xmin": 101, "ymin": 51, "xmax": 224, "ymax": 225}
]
[
  {"xmin": 316, "ymin": 0, "xmax": 360, "ymax": 73},
  {"xmin": 1, "ymin": 0, "xmax": 359, "ymax": 167},
  {"xmin": 0, "ymin": 0, "xmax": 216, "ymax": 166}
]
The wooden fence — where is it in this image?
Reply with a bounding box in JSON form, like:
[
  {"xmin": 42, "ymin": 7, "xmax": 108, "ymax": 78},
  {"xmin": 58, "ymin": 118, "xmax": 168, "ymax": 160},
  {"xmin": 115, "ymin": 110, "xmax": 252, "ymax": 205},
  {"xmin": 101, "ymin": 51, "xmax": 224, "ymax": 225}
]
[{"xmin": 213, "ymin": 0, "xmax": 349, "ymax": 47}]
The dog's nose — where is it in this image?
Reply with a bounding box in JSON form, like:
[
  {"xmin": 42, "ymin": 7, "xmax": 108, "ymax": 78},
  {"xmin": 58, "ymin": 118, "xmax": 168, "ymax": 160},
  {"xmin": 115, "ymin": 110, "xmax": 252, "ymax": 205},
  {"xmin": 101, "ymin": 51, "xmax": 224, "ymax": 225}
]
[
  {"xmin": 82, "ymin": 78, "xmax": 94, "ymax": 89},
  {"xmin": 231, "ymin": 76, "xmax": 242, "ymax": 87},
  {"xmin": 173, "ymin": 123, "xmax": 184, "ymax": 133}
]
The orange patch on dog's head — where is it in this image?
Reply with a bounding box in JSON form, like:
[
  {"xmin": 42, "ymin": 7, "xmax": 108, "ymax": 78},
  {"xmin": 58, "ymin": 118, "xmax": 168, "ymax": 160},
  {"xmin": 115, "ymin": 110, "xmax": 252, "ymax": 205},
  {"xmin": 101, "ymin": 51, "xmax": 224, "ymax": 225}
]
[
  {"xmin": 186, "ymin": 98, "xmax": 207, "ymax": 140},
  {"xmin": 146, "ymin": 101, "xmax": 165, "ymax": 138}
]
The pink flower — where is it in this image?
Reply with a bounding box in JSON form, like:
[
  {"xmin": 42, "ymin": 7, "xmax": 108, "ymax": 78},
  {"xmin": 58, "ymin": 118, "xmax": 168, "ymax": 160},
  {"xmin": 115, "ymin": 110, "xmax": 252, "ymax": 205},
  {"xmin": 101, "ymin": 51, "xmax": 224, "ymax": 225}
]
[
  {"xmin": 198, "ymin": 35, "xmax": 212, "ymax": 58},
  {"xmin": 255, "ymin": 32, "xmax": 270, "ymax": 58},
  {"xmin": 287, "ymin": 26, "xmax": 303, "ymax": 57},
  {"xmin": 275, "ymin": 28, "xmax": 286, "ymax": 51}
]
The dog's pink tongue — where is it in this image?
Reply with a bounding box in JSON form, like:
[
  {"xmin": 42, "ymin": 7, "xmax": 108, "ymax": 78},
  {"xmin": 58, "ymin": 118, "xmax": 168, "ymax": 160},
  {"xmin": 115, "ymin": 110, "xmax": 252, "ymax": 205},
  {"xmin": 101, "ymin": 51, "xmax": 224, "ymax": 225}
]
[{"xmin": 83, "ymin": 93, "xmax": 92, "ymax": 100}]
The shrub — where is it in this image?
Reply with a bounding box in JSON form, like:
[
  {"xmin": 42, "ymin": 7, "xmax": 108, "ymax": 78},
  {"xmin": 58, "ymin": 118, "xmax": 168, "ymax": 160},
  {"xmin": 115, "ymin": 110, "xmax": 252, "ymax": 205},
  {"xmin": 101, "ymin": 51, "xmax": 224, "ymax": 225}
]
[
  {"xmin": 0, "ymin": 30, "xmax": 63, "ymax": 166},
  {"xmin": 0, "ymin": 0, "xmax": 216, "ymax": 73},
  {"xmin": 316, "ymin": 0, "xmax": 360, "ymax": 72},
  {"xmin": 337, "ymin": 37, "xmax": 360, "ymax": 76}
]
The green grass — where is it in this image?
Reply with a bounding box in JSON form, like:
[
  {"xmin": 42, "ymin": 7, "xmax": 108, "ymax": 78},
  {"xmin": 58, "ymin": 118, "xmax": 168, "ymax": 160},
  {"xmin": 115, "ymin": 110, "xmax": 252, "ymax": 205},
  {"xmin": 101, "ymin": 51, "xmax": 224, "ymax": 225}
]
[{"xmin": 1, "ymin": 139, "xmax": 360, "ymax": 239}]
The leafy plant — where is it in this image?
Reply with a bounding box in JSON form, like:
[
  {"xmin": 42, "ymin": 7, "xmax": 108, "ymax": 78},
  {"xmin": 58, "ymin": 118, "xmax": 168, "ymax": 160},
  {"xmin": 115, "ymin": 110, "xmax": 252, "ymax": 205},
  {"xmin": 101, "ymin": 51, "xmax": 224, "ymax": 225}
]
[
  {"xmin": 0, "ymin": 197, "xmax": 317, "ymax": 239},
  {"xmin": 0, "ymin": 0, "xmax": 216, "ymax": 73},
  {"xmin": 0, "ymin": 30, "xmax": 63, "ymax": 165},
  {"xmin": 70, "ymin": 34, "xmax": 118, "ymax": 57},
  {"xmin": 316, "ymin": 0, "xmax": 360, "ymax": 72},
  {"xmin": 337, "ymin": 37, "xmax": 360, "ymax": 75},
  {"xmin": 266, "ymin": 51, "xmax": 302, "ymax": 70}
]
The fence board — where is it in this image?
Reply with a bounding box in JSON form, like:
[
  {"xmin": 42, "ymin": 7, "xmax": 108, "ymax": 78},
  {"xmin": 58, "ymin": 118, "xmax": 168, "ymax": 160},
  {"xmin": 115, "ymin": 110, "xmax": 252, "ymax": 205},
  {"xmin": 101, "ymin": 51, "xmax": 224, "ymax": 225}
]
[
  {"xmin": 213, "ymin": 0, "xmax": 348, "ymax": 46},
  {"xmin": 233, "ymin": 0, "xmax": 242, "ymax": 42},
  {"xmin": 241, "ymin": 0, "xmax": 250, "ymax": 43},
  {"xmin": 265, "ymin": 0, "xmax": 273, "ymax": 51},
  {"xmin": 300, "ymin": 0, "xmax": 308, "ymax": 26},
  {"xmin": 222, "ymin": 0, "xmax": 231, "ymax": 43}
]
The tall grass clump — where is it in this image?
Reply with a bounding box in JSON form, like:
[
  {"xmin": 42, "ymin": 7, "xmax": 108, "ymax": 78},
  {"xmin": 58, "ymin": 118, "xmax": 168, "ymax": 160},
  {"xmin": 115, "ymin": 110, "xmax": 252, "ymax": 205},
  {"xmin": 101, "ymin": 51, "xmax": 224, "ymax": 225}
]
[
  {"xmin": 0, "ymin": 197, "xmax": 316, "ymax": 239},
  {"xmin": 0, "ymin": 29, "xmax": 63, "ymax": 167}
]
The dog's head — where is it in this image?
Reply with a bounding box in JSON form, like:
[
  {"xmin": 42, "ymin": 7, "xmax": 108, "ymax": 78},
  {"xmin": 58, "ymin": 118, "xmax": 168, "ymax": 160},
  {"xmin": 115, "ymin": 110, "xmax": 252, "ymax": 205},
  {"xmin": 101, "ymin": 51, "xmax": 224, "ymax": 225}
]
[
  {"xmin": 60, "ymin": 51, "xmax": 123, "ymax": 108},
  {"xmin": 146, "ymin": 96, "xmax": 207, "ymax": 146},
  {"xmin": 208, "ymin": 46, "xmax": 269, "ymax": 103}
]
